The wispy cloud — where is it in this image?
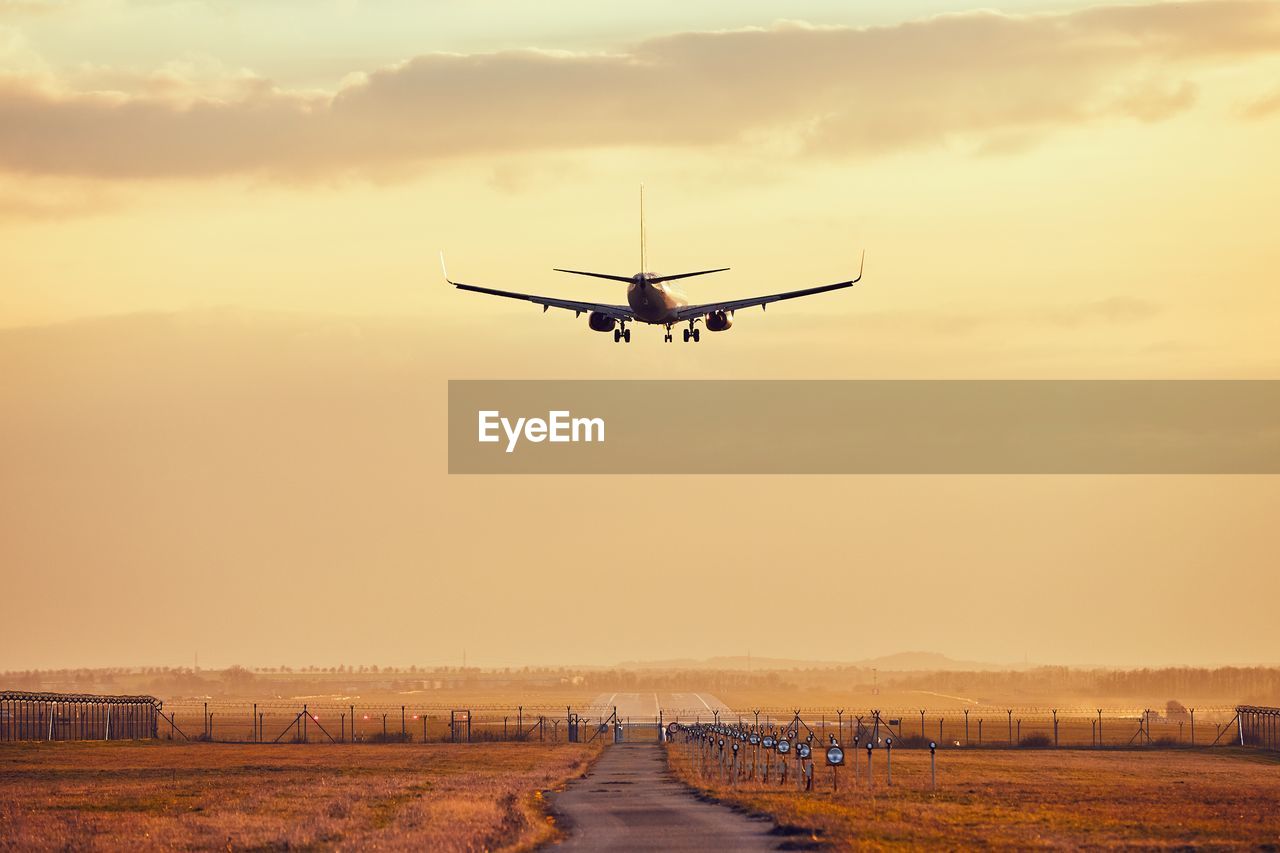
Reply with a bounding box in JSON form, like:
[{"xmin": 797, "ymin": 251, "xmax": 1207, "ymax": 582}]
[
  {"xmin": 1241, "ymin": 86, "xmax": 1280, "ymax": 118},
  {"xmin": 0, "ymin": 1, "xmax": 1277, "ymax": 179}
]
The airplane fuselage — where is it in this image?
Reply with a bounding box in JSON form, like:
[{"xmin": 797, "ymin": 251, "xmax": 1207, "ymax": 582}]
[{"xmin": 627, "ymin": 272, "xmax": 688, "ymax": 325}]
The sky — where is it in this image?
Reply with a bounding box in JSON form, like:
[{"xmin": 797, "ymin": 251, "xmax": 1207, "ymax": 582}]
[{"xmin": 1, "ymin": 0, "xmax": 1278, "ymax": 671}]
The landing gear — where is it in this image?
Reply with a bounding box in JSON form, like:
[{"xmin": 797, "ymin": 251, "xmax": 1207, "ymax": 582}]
[
  {"xmin": 613, "ymin": 326, "xmax": 632, "ymax": 343},
  {"xmin": 664, "ymin": 328, "xmax": 673, "ymax": 343},
  {"xmin": 682, "ymin": 328, "xmax": 690, "ymax": 342},
  {"xmin": 683, "ymin": 323, "xmax": 701, "ymax": 343}
]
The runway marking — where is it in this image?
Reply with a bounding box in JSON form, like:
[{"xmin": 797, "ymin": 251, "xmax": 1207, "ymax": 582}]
[{"xmin": 694, "ymin": 693, "xmax": 713, "ymax": 711}]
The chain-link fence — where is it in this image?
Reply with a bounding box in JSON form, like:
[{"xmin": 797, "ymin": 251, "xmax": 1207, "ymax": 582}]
[
  {"xmin": 155, "ymin": 700, "xmax": 631, "ymax": 744},
  {"xmin": 1, "ymin": 692, "xmax": 1255, "ymax": 749},
  {"xmin": 666, "ymin": 706, "xmax": 1244, "ymax": 749}
]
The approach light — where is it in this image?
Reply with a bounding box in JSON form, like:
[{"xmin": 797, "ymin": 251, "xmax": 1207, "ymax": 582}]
[{"xmin": 826, "ymin": 745, "xmax": 845, "ymax": 766}]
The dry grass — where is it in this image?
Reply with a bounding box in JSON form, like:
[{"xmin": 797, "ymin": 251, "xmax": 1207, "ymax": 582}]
[
  {"xmin": 0, "ymin": 740, "xmax": 599, "ymax": 852},
  {"xmin": 668, "ymin": 743, "xmax": 1280, "ymax": 848}
]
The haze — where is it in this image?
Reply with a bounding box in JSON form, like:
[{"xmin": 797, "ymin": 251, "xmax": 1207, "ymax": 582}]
[{"xmin": 1, "ymin": 0, "xmax": 1278, "ymax": 670}]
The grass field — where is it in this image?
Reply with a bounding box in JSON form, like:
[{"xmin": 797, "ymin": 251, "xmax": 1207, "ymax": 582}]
[
  {"xmin": 0, "ymin": 740, "xmax": 599, "ymax": 851},
  {"xmin": 668, "ymin": 743, "xmax": 1280, "ymax": 848}
]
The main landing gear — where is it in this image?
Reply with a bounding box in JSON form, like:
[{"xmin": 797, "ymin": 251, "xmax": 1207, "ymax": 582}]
[
  {"xmin": 613, "ymin": 326, "xmax": 632, "ymax": 343},
  {"xmin": 682, "ymin": 324, "xmax": 701, "ymax": 343}
]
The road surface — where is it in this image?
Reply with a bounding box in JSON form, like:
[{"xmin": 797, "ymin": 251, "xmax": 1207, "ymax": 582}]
[
  {"xmin": 588, "ymin": 692, "xmax": 733, "ymax": 721},
  {"xmin": 552, "ymin": 742, "xmax": 779, "ymax": 851}
]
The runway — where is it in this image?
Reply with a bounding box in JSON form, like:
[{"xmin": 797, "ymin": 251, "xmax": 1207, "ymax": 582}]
[{"xmin": 587, "ymin": 692, "xmax": 734, "ymax": 721}]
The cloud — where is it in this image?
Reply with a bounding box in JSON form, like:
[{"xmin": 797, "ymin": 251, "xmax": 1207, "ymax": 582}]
[
  {"xmin": 843, "ymin": 297, "xmax": 1162, "ymax": 338},
  {"xmin": 1241, "ymin": 87, "xmax": 1280, "ymax": 118},
  {"xmin": 1039, "ymin": 296, "xmax": 1163, "ymax": 327},
  {"xmin": 0, "ymin": 1, "xmax": 1277, "ymax": 179},
  {"xmin": 0, "ymin": 0, "xmax": 73, "ymax": 16}
]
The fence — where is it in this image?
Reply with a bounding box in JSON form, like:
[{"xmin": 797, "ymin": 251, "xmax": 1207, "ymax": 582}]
[
  {"xmin": 667, "ymin": 706, "xmax": 1254, "ymax": 796},
  {"xmin": 149, "ymin": 700, "xmax": 638, "ymax": 744},
  {"xmin": 0, "ymin": 694, "xmax": 1254, "ymax": 749},
  {"xmin": 1, "ymin": 691, "xmax": 160, "ymax": 741},
  {"xmin": 659, "ymin": 706, "xmax": 1247, "ymax": 750},
  {"xmin": 1238, "ymin": 705, "xmax": 1280, "ymax": 750}
]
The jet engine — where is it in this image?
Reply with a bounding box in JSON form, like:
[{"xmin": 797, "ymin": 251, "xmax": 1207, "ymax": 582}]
[
  {"xmin": 588, "ymin": 312, "xmax": 616, "ymax": 333},
  {"xmin": 705, "ymin": 311, "xmax": 733, "ymax": 332}
]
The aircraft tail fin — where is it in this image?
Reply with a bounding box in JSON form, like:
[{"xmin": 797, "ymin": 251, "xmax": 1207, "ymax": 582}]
[{"xmin": 640, "ymin": 183, "xmax": 647, "ymax": 275}]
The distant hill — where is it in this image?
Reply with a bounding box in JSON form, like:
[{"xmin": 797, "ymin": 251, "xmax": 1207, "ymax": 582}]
[
  {"xmin": 851, "ymin": 651, "xmax": 1019, "ymax": 672},
  {"xmin": 614, "ymin": 651, "xmax": 1021, "ymax": 672}
]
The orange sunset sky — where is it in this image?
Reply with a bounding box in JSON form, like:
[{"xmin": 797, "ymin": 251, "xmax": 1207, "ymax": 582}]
[{"xmin": 1, "ymin": 0, "xmax": 1278, "ymax": 670}]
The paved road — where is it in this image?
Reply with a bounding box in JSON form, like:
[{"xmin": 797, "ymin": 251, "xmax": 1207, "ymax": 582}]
[
  {"xmin": 588, "ymin": 692, "xmax": 734, "ymax": 720},
  {"xmin": 552, "ymin": 742, "xmax": 779, "ymax": 851}
]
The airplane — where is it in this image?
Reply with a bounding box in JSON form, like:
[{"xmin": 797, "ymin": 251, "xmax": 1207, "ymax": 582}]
[{"xmin": 442, "ymin": 187, "xmax": 864, "ymax": 343}]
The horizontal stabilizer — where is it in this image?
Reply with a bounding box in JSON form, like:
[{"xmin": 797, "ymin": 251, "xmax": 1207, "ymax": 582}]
[
  {"xmin": 647, "ymin": 268, "xmax": 730, "ymax": 284},
  {"xmin": 553, "ymin": 269, "xmax": 635, "ymax": 283}
]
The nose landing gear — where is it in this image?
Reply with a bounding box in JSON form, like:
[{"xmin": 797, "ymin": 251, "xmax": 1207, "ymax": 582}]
[{"xmin": 664, "ymin": 328, "xmax": 674, "ymax": 343}]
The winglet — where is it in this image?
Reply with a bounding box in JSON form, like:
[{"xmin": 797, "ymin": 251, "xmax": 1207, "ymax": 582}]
[
  {"xmin": 439, "ymin": 251, "xmax": 453, "ymax": 285},
  {"xmin": 853, "ymin": 250, "xmax": 865, "ymax": 283}
]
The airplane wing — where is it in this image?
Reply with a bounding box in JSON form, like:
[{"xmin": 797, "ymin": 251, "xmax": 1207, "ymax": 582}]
[
  {"xmin": 442, "ymin": 254, "xmax": 635, "ymax": 320},
  {"xmin": 674, "ymin": 252, "xmax": 864, "ymax": 321}
]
